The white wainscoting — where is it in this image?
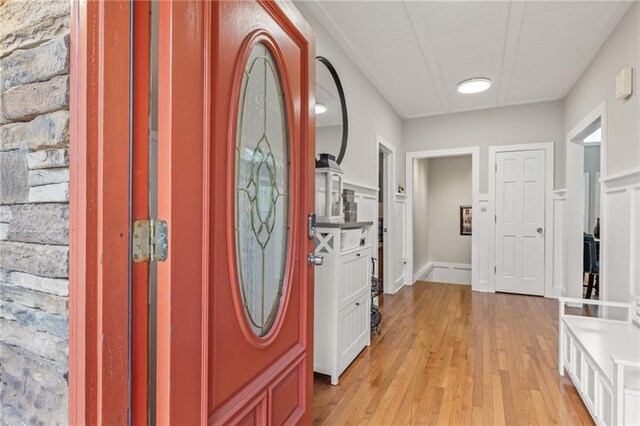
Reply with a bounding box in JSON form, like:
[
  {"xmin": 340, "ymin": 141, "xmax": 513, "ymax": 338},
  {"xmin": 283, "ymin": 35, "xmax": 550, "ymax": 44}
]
[
  {"xmin": 393, "ymin": 194, "xmax": 407, "ymax": 293},
  {"xmin": 344, "ymin": 180, "xmax": 378, "ymax": 275},
  {"xmin": 416, "ymin": 262, "xmax": 472, "ymax": 285},
  {"xmin": 553, "ymin": 189, "xmax": 566, "ymax": 298},
  {"xmin": 600, "ymin": 168, "xmax": 640, "ymax": 303},
  {"xmin": 343, "ymin": 180, "xmax": 409, "ymax": 296},
  {"xmin": 477, "ymin": 194, "xmax": 491, "ymax": 292}
]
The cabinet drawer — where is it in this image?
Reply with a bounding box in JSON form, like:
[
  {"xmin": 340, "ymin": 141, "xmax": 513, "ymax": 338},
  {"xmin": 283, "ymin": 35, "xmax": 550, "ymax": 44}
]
[
  {"xmin": 339, "ymin": 246, "xmax": 369, "ymax": 263},
  {"xmin": 338, "ymin": 293, "xmax": 369, "ymax": 374},
  {"xmin": 338, "ymin": 249, "xmax": 370, "ymax": 308}
]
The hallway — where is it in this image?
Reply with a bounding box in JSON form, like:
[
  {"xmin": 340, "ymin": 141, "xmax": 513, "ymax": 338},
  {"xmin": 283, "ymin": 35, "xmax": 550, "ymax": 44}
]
[{"xmin": 313, "ymin": 282, "xmax": 592, "ymax": 425}]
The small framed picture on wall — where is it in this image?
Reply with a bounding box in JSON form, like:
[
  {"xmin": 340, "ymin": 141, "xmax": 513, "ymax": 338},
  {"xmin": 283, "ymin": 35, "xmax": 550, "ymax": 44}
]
[{"xmin": 460, "ymin": 205, "xmax": 472, "ymax": 236}]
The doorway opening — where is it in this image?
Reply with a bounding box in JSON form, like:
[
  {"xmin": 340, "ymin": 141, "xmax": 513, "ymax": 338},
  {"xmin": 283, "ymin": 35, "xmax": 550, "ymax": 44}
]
[
  {"xmin": 583, "ymin": 133, "xmax": 601, "ymax": 299},
  {"xmin": 566, "ymin": 103, "xmax": 607, "ymax": 301},
  {"xmin": 412, "ymin": 156, "xmax": 473, "ymax": 285},
  {"xmin": 405, "ymin": 147, "xmax": 480, "ymax": 291}
]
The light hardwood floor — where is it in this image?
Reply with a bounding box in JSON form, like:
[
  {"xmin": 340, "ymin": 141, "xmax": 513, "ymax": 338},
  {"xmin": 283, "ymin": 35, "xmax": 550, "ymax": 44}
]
[{"xmin": 313, "ymin": 282, "xmax": 593, "ymax": 425}]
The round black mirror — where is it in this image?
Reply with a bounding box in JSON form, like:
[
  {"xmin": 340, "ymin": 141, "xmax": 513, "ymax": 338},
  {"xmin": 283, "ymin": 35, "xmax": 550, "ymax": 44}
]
[{"xmin": 316, "ymin": 56, "xmax": 348, "ymax": 164}]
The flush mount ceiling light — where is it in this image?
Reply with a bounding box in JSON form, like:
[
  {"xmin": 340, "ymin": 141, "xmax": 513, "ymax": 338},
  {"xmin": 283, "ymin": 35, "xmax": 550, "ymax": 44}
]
[
  {"xmin": 315, "ymin": 103, "xmax": 327, "ymax": 114},
  {"xmin": 457, "ymin": 78, "xmax": 492, "ymax": 94}
]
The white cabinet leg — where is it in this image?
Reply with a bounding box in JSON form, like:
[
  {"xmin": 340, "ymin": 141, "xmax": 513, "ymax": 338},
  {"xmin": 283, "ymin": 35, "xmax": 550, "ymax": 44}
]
[{"xmin": 331, "ymin": 375, "xmax": 339, "ymax": 386}]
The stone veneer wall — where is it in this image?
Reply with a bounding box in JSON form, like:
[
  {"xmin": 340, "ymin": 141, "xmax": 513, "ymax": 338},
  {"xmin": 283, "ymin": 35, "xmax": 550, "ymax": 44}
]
[{"xmin": 0, "ymin": 0, "xmax": 71, "ymax": 423}]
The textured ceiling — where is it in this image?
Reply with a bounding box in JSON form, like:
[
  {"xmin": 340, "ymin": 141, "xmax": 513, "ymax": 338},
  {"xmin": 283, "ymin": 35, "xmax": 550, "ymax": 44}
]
[{"xmin": 301, "ymin": 1, "xmax": 633, "ymax": 118}]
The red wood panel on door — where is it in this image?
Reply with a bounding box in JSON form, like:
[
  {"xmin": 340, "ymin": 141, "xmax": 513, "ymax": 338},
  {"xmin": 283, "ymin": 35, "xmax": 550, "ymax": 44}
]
[
  {"xmin": 208, "ymin": 1, "xmax": 315, "ymax": 424},
  {"xmin": 156, "ymin": 1, "xmax": 315, "ymax": 423}
]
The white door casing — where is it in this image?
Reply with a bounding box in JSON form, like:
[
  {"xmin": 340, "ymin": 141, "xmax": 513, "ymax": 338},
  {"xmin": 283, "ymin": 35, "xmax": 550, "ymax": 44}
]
[
  {"xmin": 405, "ymin": 146, "xmax": 480, "ymax": 290},
  {"xmin": 377, "ymin": 134, "xmax": 396, "ymax": 294},
  {"xmin": 393, "ymin": 195, "xmax": 407, "ymax": 290},
  {"xmin": 495, "ymin": 149, "xmax": 546, "ymax": 296}
]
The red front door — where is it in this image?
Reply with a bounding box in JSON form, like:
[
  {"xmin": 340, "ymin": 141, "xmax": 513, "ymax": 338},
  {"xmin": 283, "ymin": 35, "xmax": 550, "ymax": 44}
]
[{"xmin": 156, "ymin": 1, "xmax": 316, "ymax": 423}]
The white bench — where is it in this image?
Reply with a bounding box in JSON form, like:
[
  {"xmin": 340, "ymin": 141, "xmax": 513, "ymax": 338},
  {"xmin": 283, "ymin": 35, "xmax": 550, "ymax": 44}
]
[{"xmin": 559, "ymin": 297, "xmax": 640, "ymax": 425}]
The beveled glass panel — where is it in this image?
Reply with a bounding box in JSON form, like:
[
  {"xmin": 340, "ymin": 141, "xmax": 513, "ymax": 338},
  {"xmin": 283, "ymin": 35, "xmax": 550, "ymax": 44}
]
[{"xmin": 235, "ymin": 42, "xmax": 289, "ymax": 337}]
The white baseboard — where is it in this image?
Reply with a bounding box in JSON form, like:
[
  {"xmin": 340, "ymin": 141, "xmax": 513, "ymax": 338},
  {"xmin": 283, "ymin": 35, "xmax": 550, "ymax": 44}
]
[
  {"xmin": 552, "ymin": 287, "xmax": 563, "ymax": 299},
  {"xmin": 422, "ymin": 261, "xmax": 472, "ymax": 285},
  {"xmin": 392, "ymin": 275, "xmax": 405, "ymax": 294},
  {"xmin": 477, "ymin": 279, "xmax": 491, "ymax": 292},
  {"xmin": 414, "ymin": 262, "xmax": 431, "ymax": 282}
]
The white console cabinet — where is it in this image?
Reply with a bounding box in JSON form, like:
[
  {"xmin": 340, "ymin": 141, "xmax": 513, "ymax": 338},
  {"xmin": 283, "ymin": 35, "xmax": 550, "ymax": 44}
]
[{"xmin": 314, "ymin": 222, "xmax": 372, "ymax": 385}]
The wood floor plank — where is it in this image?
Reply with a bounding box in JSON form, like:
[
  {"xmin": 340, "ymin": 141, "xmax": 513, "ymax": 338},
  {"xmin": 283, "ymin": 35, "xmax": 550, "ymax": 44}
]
[{"xmin": 313, "ymin": 282, "xmax": 593, "ymax": 425}]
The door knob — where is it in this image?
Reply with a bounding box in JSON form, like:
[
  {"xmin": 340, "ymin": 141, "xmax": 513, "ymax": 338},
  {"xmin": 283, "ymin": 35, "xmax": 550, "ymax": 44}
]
[
  {"xmin": 537, "ymin": 227, "xmax": 544, "ymax": 234},
  {"xmin": 307, "ymin": 254, "xmax": 323, "ymax": 266}
]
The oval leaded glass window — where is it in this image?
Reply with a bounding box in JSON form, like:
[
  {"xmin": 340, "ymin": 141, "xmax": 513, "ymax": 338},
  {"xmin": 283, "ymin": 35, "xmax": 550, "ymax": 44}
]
[{"xmin": 235, "ymin": 42, "xmax": 289, "ymax": 338}]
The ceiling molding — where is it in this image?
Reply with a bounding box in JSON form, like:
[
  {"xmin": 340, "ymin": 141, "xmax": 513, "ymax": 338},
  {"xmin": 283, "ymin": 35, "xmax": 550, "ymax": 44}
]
[
  {"xmin": 557, "ymin": 1, "xmax": 633, "ymax": 99},
  {"xmin": 303, "ymin": 1, "xmax": 409, "ymax": 119},
  {"xmin": 403, "ymin": 96, "xmax": 560, "ymax": 120},
  {"xmin": 497, "ymin": 1, "xmax": 526, "ymax": 105},
  {"xmin": 403, "ymin": 1, "xmax": 451, "ymax": 113}
]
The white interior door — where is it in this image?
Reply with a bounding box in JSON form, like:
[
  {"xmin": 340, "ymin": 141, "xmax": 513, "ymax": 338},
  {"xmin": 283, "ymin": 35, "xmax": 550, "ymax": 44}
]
[{"xmin": 495, "ymin": 149, "xmax": 546, "ymax": 295}]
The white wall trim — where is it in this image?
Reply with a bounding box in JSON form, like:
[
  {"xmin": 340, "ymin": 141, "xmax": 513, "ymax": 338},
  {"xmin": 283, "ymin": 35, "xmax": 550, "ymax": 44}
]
[
  {"xmin": 376, "ymin": 134, "xmax": 398, "ymax": 294},
  {"xmin": 599, "ymin": 169, "xmax": 640, "ymax": 305},
  {"xmin": 343, "ymin": 180, "xmax": 379, "ymax": 195},
  {"xmin": 564, "ymin": 102, "xmax": 607, "ymax": 300},
  {"xmin": 601, "ymin": 167, "xmax": 640, "ymax": 187},
  {"xmin": 554, "ymin": 188, "xmax": 567, "ymax": 199},
  {"xmin": 405, "ymin": 146, "xmax": 480, "ymax": 291},
  {"xmin": 553, "ymin": 186, "xmax": 567, "ymax": 296},
  {"xmin": 392, "ymin": 275, "xmax": 405, "ymax": 294},
  {"xmin": 414, "ymin": 262, "xmax": 431, "ymax": 282},
  {"xmin": 567, "ymin": 102, "xmax": 607, "ymax": 145},
  {"xmin": 419, "ymin": 261, "xmax": 472, "ymax": 285},
  {"xmin": 488, "ymin": 141, "xmax": 555, "ymax": 297},
  {"xmin": 553, "ymin": 194, "xmax": 567, "ymax": 298}
]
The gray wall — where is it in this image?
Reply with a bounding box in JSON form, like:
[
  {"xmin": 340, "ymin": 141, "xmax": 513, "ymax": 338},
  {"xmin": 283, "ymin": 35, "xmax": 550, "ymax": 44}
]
[
  {"xmin": 297, "ymin": 3, "xmax": 404, "ymax": 188},
  {"xmin": 403, "ymin": 101, "xmax": 565, "ymax": 193},
  {"xmin": 413, "ymin": 156, "xmax": 473, "ymax": 272},
  {"xmin": 427, "ymin": 156, "xmax": 472, "ymax": 264},
  {"xmin": 564, "ymin": 2, "xmax": 639, "ymax": 177},
  {"xmin": 0, "ymin": 0, "xmax": 70, "ymax": 423},
  {"xmin": 412, "ymin": 158, "xmax": 429, "ymax": 270}
]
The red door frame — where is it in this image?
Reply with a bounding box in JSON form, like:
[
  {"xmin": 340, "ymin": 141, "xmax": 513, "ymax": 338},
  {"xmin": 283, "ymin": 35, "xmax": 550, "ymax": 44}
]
[
  {"xmin": 69, "ymin": 0, "xmax": 131, "ymax": 423},
  {"xmin": 69, "ymin": 0, "xmax": 150, "ymax": 423},
  {"xmin": 156, "ymin": 1, "xmax": 207, "ymax": 422},
  {"xmin": 131, "ymin": 1, "xmax": 151, "ymax": 424}
]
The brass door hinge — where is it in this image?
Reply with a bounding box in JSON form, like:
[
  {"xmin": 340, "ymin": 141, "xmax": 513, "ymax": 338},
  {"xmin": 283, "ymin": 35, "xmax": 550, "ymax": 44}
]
[{"xmin": 132, "ymin": 219, "xmax": 168, "ymax": 262}]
